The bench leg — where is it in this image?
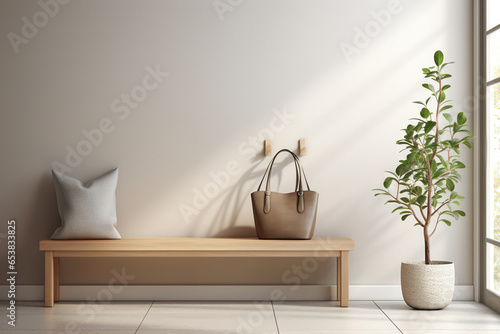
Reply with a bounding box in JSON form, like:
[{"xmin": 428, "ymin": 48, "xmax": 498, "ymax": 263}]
[
  {"xmin": 337, "ymin": 255, "xmax": 342, "ymax": 302},
  {"xmin": 340, "ymin": 251, "xmax": 349, "ymax": 307},
  {"xmin": 54, "ymin": 257, "xmax": 60, "ymax": 302},
  {"xmin": 45, "ymin": 251, "xmax": 54, "ymax": 307}
]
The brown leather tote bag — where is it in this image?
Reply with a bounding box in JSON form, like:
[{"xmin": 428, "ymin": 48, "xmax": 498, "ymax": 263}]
[{"xmin": 251, "ymin": 149, "xmax": 318, "ymax": 240}]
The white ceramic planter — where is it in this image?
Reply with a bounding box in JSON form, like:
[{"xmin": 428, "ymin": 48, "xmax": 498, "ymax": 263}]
[{"xmin": 401, "ymin": 261, "xmax": 455, "ymax": 310}]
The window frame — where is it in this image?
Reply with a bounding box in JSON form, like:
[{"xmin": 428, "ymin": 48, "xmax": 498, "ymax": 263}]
[{"xmin": 478, "ymin": 0, "xmax": 500, "ymax": 313}]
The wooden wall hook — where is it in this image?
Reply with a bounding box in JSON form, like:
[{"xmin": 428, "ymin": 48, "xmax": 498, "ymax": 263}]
[
  {"xmin": 299, "ymin": 138, "xmax": 306, "ymax": 156},
  {"xmin": 264, "ymin": 139, "xmax": 272, "ymax": 156}
]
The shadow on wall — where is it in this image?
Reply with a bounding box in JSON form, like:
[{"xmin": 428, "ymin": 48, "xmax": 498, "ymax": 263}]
[
  {"xmin": 37, "ymin": 150, "xmax": 302, "ymax": 239},
  {"xmin": 9, "ymin": 171, "xmax": 59, "ymax": 283},
  {"xmin": 206, "ymin": 152, "xmax": 302, "ymax": 238},
  {"xmin": 31, "ymin": 172, "xmax": 60, "ymax": 238}
]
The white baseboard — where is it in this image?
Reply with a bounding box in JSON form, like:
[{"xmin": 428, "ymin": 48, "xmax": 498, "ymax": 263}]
[{"xmin": 0, "ymin": 284, "xmax": 474, "ymax": 301}]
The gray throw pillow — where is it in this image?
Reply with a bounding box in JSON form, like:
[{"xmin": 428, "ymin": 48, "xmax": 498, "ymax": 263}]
[{"xmin": 51, "ymin": 168, "xmax": 121, "ymax": 239}]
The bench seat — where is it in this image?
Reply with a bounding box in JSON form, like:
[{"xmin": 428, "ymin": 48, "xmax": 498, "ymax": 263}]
[{"xmin": 40, "ymin": 237, "xmax": 354, "ymax": 307}]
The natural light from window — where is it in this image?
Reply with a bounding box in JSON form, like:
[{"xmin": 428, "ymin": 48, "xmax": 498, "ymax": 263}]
[
  {"xmin": 486, "ymin": 0, "xmax": 500, "ymax": 295},
  {"xmin": 487, "ymin": 30, "xmax": 500, "ymax": 81},
  {"xmin": 487, "ymin": 0, "xmax": 500, "ymax": 30},
  {"xmin": 490, "ymin": 83, "xmax": 500, "ymax": 292}
]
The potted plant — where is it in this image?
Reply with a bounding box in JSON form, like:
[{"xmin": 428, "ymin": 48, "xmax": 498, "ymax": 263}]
[{"xmin": 374, "ymin": 50, "xmax": 473, "ymax": 310}]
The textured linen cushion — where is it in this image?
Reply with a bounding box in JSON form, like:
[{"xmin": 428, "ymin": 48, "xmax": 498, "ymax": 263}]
[{"xmin": 51, "ymin": 168, "xmax": 121, "ymax": 239}]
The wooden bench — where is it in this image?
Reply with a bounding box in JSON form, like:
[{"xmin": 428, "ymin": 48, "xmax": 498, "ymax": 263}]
[{"xmin": 40, "ymin": 237, "xmax": 354, "ymax": 307}]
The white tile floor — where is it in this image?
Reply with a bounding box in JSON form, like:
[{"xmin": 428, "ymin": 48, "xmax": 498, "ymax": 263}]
[{"xmin": 0, "ymin": 301, "xmax": 499, "ymax": 333}]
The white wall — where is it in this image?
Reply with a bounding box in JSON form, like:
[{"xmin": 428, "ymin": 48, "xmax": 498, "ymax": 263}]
[{"xmin": 0, "ymin": 0, "xmax": 473, "ymax": 293}]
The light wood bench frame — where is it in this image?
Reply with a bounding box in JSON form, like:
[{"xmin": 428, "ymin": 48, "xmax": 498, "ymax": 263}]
[{"xmin": 40, "ymin": 237, "xmax": 354, "ymax": 307}]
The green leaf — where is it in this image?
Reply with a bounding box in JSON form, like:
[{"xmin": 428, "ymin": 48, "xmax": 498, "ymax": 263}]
[
  {"xmin": 395, "ymin": 164, "xmax": 403, "ymax": 176},
  {"xmin": 457, "ymin": 112, "xmax": 467, "ymax": 125},
  {"xmin": 454, "ymin": 161, "xmax": 466, "ymax": 169},
  {"xmin": 430, "ymin": 159, "xmax": 437, "ymax": 172},
  {"xmin": 422, "ymin": 83, "xmax": 435, "ymax": 92},
  {"xmin": 428, "ymin": 142, "xmax": 439, "ymax": 151},
  {"xmin": 440, "ymin": 105, "xmax": 453, "ymax": 112},
  {"xmin": 424, "ymin": 121, "xmax": 436, "ymax": 133},
  {"xmin": 443, "ymin": 113, "xmax": 453, "ymax": 122},
  {"xmin": 433, "ymin": 168, "xmax": 447, "ymax": 178},
  {"xmin": 383, "ymin": 177, "xmax": 393, "ymax": 188},
  {"xmin": 446, "ymin": 178, "xmax": 455, "ymax": 191},
  {"xmin": 414, "ymin": 122, "xmax": 423, "ymax": 132},
  {"xmin": 407, "ymin": 152, "xmax": 417, "ymax": 162},
  {"xmin": 403, "ymin": 171, "xmax": 414, "ymax": 180},
  {"xmin": 417, "ymin": 195, "xmax": 427, "ymax": 205},
  {"xmin": 439, "ymin": 92, "xmax": 446, "ymax": 103},
  {"xmin": 442, "ymin": 84, "xmax": 451, "ymax": 91},
  {"xmin": 442, "ymin": 219, "xmax": 452, "ymax": 226},
  {"xmin": 443, "ymin": 211, "xmax": 458, "ymax": 219},
  {"xmin": 414, "ymin": 186, "xmax": 423, "ymax": 195},
  {"xmin": 455, "ymin": 210, "xmax": 466, "ymax": 217},
  {"xmin": 396, "ymin": 162, "xmax": 412, "ymax": 177},
  {"xmin": 420, "ymin": 108, "xmax": 431, "ymax": 118},
  {"xmin": 434, "ymin": 50, "xmax": 444, "ymax": 66},
  {"xmin": 437, "ymin": 154, "xmax": 447, "ymax": 167},
  {"xmin": 401, "ymin": 214, "xmax": 411, "ymax": 221},
  {"xmin": 422, "ymin": 68, "xmax": 430, "ymax": 74},
  {"xmin": 391, "ymin": 206, "xmax": 406, "ymax": 214}
]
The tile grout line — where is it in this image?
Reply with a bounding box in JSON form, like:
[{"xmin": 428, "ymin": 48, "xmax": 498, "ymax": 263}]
[
  {"xmin": 271, "ymin": 301, "xmax": 281, "ymax": 334},
  {"xmin": 373, "ymin": 301, "xmax": 404, "ymax": 334},
  {"xmin": 134, "ymin": 300, "xmax": 154, "ymax": 334}
]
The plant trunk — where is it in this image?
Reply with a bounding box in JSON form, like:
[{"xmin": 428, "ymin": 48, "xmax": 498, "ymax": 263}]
[{"xmin": 424, "ymin": 225, "xmax": 431, "ymax": 265}]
